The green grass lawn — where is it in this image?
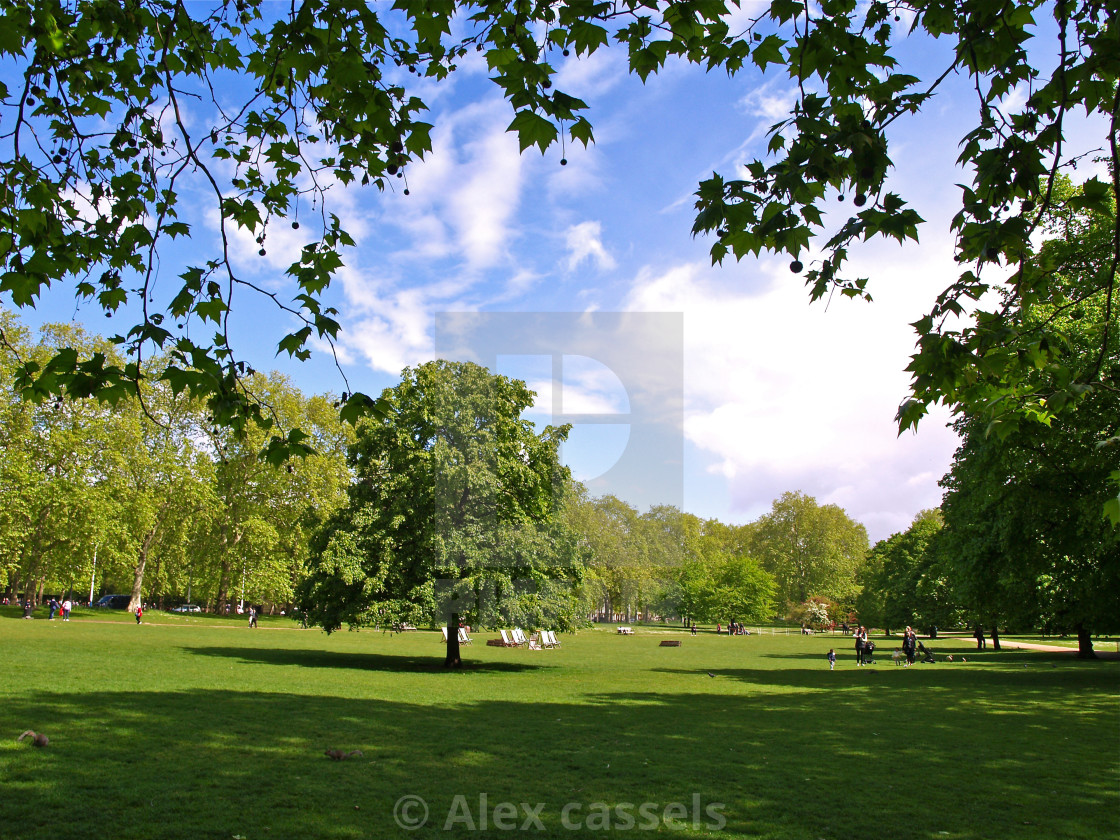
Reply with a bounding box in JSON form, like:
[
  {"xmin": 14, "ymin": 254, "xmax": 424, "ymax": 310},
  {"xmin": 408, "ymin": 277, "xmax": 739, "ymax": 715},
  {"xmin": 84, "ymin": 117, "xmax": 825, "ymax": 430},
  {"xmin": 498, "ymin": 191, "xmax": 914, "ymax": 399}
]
[{"xmin": 2, "ymin": 613, "xmax": 1117, "ymax": 840}]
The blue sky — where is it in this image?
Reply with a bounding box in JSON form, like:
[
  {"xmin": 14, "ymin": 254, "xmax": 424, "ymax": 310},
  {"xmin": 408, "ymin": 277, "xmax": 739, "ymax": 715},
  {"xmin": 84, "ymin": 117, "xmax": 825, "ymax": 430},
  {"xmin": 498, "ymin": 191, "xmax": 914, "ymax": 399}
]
[{"xmin": 6, "ymin": 4, "xmax": 1105, "ymax": 542}]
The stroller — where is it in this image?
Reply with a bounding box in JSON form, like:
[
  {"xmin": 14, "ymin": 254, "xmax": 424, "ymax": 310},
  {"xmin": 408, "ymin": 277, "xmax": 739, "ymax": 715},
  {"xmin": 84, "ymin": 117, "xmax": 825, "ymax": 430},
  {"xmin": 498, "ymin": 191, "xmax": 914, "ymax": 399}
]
[
  {"xmin": 862, "ymin": 640, "xmax": 876, "ymax": 664},
  {"xmin": 917, "ymin": 641, "xmax": 936, "ymax": 663}
]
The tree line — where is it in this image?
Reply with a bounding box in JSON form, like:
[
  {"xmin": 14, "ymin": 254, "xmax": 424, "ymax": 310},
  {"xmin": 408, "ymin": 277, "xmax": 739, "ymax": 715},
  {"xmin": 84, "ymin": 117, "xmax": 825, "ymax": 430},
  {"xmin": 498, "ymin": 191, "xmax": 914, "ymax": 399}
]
[
  {"xmin": 0, "ymin": 310, "xmax": 354, "ymax": 613},
  {"xmin": 4, "ymin": 283, "xmax": 1116, "ymax": 659},
  {"xmin": 0, "ymin": 318, "xmax": 867, "ymax": 630}
]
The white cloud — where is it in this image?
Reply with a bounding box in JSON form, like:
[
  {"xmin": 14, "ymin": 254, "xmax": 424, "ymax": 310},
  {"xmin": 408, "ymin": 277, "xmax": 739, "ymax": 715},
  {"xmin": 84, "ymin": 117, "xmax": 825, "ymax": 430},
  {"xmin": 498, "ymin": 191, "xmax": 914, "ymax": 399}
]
[
  {"xmin": 623, "ymin": 237, "xmax": 962, "ymax": 541},
  {"xmin": 336, "ymin": 300, "xmax": 434, "ymax": 377},
  {"xmin": 384, "ymin": 97, "xmax": 526, "ymax": 271},
  {"xmin": 485, "ymin": 268, "xmax": 540, "ymax": 305},
  {"xmin": 738, "ymin": 77, "xmax": 798, "ymax": 124},
  {"xmin": 565, "ymin": 221, "xmax": 617, "ymax": 272},
  {"xmin": 554, "ymin": 49, "xmax": 629, "ymax": 100}
]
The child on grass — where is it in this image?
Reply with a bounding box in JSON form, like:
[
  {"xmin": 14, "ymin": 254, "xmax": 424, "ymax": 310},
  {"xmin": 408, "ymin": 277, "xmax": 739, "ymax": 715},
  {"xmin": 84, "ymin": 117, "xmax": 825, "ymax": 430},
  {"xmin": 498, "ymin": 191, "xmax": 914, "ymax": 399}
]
[{"xmin": 827, "ymin": 649, "xmax": 836, "ymax": 670}]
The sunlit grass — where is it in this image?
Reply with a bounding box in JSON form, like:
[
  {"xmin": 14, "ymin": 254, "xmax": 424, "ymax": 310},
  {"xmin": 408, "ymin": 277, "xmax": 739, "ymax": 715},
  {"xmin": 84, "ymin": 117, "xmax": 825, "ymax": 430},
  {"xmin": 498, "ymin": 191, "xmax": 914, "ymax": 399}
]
[{"xmin": 2, "ymin": 615, "xmax": 1117, "ymax": 840}]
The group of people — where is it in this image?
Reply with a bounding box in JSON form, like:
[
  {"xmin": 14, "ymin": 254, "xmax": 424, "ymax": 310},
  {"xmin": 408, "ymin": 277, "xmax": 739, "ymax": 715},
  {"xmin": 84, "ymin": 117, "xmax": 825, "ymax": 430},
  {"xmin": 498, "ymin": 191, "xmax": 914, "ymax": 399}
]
[
  {"xmin": 839, "ymin": 625, "xmax": 920, "ymax": 668},
  {"xmin": 48, "ymin": 598, "xmax": 73, "ymax": 620},
  {"xmin": 715, "ymin": 621, "xmax": 750, "ymax": 636}
]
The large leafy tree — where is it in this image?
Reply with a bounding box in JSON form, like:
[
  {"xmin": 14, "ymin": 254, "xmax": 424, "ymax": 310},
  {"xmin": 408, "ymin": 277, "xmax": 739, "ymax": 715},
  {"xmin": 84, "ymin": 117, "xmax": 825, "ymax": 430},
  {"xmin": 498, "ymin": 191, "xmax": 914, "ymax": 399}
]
[
  {"xmin": 0, "ymin": 309, "xmax": 351, "ymax": 607},
  {"xmin": 0, "ymin": 317, "xmax": 149, "ymax": 602},
  {"xmin": 298, "ymin": 360, "xmax": 582, "ymax": 663},
  {"xmin": 938, "ymin": 405, "xmax": 1120, "ymax": 656},
  {"xmin": 936, "ymin": 182, "xmax": 1120, "ymax": 657},
  {"xmin": 2, "ymin": 0, "xmax": 1114, "ymax": 458},
  {"xmin": 748, "ymin": 490, "xmax": 869, "ymax": 608},
  {"xmin": 200, "ymin": 372, "xmax": 352, "ymax": 612},
  {"xmin": 569, "ymin": 493, "xmax": 655, "ymax": 622},
  {"xmin": 855, "ymin": 509, "xmax": 961, "ymax": 635},
  {"xmin": 677, "ymin": 551, "xmax": 776, "ymax": 626}
]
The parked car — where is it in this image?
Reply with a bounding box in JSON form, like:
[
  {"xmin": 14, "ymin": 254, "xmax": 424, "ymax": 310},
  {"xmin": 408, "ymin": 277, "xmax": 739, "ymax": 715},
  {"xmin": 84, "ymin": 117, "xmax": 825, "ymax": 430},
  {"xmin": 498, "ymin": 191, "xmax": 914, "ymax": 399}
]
[
  {"xmin": 170, "ymin": 604, "xmax": 202, "ymax": 613},
  {"xmin": 93, "ymin": 595, "xmax": 130, "ymax": 609}
]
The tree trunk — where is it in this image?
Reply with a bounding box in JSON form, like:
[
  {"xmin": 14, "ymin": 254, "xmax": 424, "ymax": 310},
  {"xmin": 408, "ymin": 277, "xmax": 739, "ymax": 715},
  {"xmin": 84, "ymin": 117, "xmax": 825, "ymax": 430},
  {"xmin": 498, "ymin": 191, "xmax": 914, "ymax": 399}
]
[
  {"xmin": 1076, "ymin": 623, "xmax": 1097, "ymax": 659},
  {"xmin": 990, "ymin": 625, "xmax": 1001, "ymax": 651},
  {"xmin": 127, "ymin": 527, "xmax": 157, "ymax": 613},
  {"xmin": 150, "ymin": 554, "xmax": 162, "ymax": 606},
  {"xmin": 215, "ymin": 521, "xmax": 243, "ymax": 612},
  {"xmin": 445, "ymin": 612, "xmax": 462, "ymax": 668},
  {"xmin": 216, "ymin": 555, "xmax": 232, "ymax": 613}
]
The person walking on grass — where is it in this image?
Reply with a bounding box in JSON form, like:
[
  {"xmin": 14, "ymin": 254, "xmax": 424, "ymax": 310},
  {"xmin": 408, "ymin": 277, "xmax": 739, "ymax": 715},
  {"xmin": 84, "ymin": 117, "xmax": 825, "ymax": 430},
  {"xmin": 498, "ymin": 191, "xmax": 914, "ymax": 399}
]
[
  {"xmin": 854, "ymin": 626, "xmax": 868, "ymax": 666},
  {"xmin": 828, "ymin": 649, "xmax": 836, "ymax": 671},
  {"xmin": 135, "ymin": 605, "xmax": 143, "ymax": 625}
]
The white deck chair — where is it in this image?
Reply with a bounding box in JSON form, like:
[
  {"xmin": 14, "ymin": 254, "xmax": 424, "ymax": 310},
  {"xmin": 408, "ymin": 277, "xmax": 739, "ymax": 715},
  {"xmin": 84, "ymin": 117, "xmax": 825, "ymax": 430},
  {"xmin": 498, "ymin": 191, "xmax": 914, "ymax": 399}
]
[
  {"xmin": 458, "ymin": 627, "xmax": 473, "ymax": 645},
  {"xmin": 546, "ymin": 630, "xmax": 561, "ymax": 648},
  {"xmin": 440, "ymin": 627, "xmax": 449, "ymax": 643},
  {"xmin": 500, "ymin": 629, "xmax": 517, "ymax": 647},
  {"xmin": 512, "ymin": 627, "xmax": 528, "ymax": 646},
  {"xmin": 528, "ymin": 631, "xmax": 543, "ymax": 650}
]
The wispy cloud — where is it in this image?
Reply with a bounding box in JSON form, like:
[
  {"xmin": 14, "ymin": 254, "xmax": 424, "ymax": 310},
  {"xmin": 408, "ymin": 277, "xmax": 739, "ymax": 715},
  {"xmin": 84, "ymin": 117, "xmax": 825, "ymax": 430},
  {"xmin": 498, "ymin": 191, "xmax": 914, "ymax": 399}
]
[
  {"xmin": 386, "ymin": 97, "xmax": 526, "ymax": 272},
  {"xmin": 565, "ymin": 221, "xmax": 617, "ymax": 272}
]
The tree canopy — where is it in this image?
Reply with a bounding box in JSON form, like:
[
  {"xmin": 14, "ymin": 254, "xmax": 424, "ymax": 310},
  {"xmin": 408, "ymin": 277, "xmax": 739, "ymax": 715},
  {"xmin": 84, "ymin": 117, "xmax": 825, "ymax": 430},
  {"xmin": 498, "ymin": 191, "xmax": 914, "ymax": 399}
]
[
  {"xmin": 2, "ymin": 0, "xmax": 1115, "ymax": 460},
  {"xmin": 297, "ymin": 360, "xmax": 584, "ymax": 639},
  {"xmin": 855, "ymin": 509, "xmax": 959, "ymax": 635},
  {"xmin": 0, "ymin": 309, "xmax": 351, "ymax": 608},
  {"xmin": 933, "ymin": 181, "xmax": 1119, "ymax": 654},
  {"xmin": 677, "ymin": 551, "xmax": 776, "ymax": 626},
  {"xmin": 747, "ymin": 490, "xmax": 868, "ymax": 609}
]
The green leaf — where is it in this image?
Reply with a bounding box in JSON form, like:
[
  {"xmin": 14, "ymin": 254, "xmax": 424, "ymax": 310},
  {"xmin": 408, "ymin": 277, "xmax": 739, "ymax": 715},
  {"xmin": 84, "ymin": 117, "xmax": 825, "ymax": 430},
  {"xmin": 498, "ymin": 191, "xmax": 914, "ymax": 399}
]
[
  {"xmin": 506, "ymin": 110, "xmax": 557, "ymax": 154},
  {"xmin": 751, "ymin": 35, "xmax": 786, "ymax": 70}
]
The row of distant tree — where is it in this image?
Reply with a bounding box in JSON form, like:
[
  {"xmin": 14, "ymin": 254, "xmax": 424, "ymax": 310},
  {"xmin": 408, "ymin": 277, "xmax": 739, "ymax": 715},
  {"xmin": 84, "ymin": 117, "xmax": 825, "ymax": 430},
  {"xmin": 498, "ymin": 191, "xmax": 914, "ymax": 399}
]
[
  {"xmin": 2, "ymin": 0, "xmax": 1116, "ymax": 663},
  {"xmin": 0, "ymin": 311, "xmax": 354, "ymax": 614},
  {"xmin": 0, "ymin": 312, "xmax": 863, "ymax": 628},
  {"xmin": 3, "ymin": 306, "xmax": 1116, "ymax": 657}
]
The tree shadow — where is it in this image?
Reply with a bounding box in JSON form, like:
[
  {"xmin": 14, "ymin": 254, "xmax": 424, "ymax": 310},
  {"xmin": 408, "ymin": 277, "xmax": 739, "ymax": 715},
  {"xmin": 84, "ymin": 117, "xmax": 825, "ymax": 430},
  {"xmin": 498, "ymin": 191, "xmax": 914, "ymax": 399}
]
[
  {"xmin": 650, "ymin": 657, "xmax": 1117, "ymax": 693},
  {"xmin": 3, "ymin": 671, "xmax": 1117, "ymax": 840},
  {"xmin": 185, "ymin": 645, "xmax": 546, "ymax": 673}
]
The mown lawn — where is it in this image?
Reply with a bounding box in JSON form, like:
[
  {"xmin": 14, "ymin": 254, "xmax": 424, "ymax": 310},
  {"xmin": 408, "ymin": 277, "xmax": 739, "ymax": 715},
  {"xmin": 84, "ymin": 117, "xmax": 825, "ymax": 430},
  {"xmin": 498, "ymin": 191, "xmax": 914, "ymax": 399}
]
[{"xmin": 2, "ymin": 612, "xmax": 1117, "ymax": 840}]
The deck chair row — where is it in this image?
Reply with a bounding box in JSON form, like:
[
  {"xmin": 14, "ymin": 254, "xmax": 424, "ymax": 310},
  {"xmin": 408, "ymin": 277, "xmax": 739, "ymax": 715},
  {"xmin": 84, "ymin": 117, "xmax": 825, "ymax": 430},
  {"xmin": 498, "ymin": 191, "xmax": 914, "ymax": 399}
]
[
  {"xmin": 439, "ymin": 627, "xmax": 474, "ymax": 645},
  {"xmin": 499, "ymin": 628, "xmax": 561, "ymax": 649}
]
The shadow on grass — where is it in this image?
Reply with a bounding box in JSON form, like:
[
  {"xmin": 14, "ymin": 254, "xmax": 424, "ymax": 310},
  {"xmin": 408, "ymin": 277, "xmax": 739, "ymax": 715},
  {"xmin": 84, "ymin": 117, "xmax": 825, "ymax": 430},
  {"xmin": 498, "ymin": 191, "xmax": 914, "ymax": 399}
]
[
  {"xmin": 3, "ymin": 670, "xmax": 1117, "ymax": 840},
  {"xmin": 186, "ymin": 645, "xmax": 546, "ymax": 674},
  {"xmin": 750, "ymin": 647, "xmax": 1064, "ymax": 662},
  {"xmin": 651, "ymin": 656, "xmax": 1118, "ymax": 692}
]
